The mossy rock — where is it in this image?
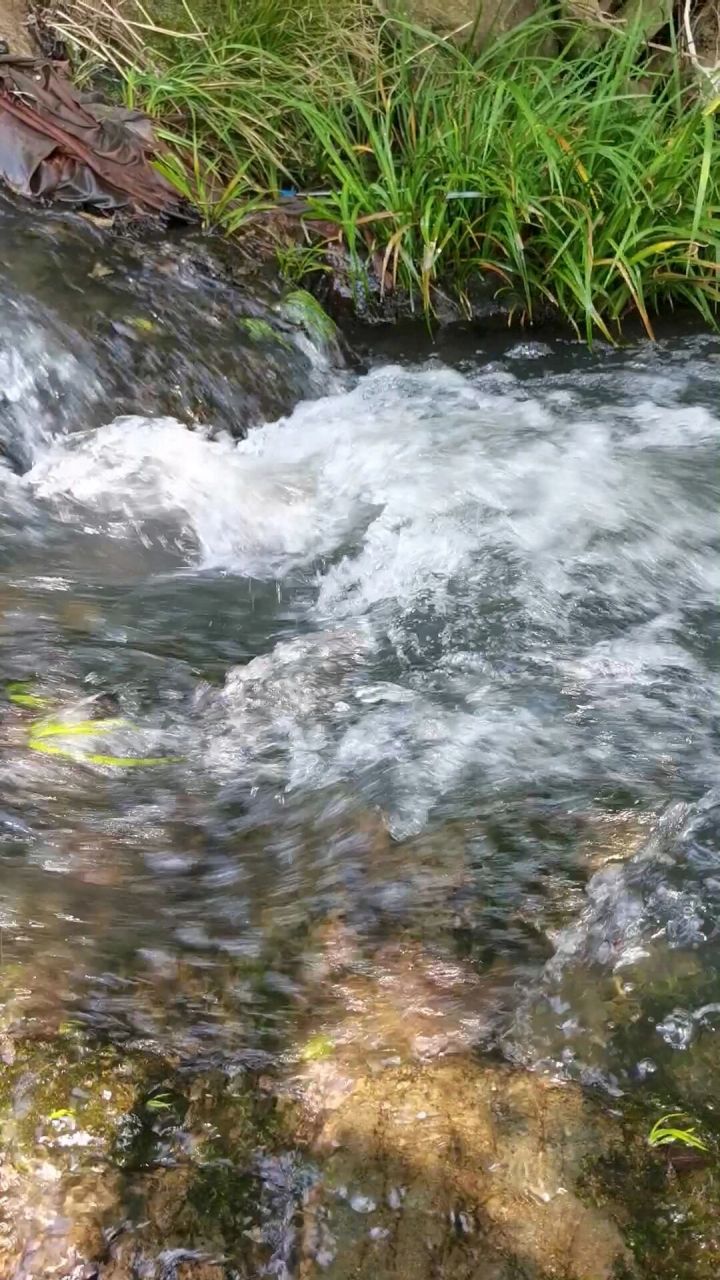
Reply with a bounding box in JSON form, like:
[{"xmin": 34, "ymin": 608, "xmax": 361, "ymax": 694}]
[
  {"xmin": 238, "ymin": 315, "xmax": 290, "ymax": 347},
  {"xmin": 0, "ymin": 1032, "xmax": 301, "ymax": 1278},
  {"xmin": 0, "ymin": 1035, "xmax": 149, "ymax": 1153},
  {"xmin": 280, "ymin": 289, "xmax": 339, "ymax": 349},
  {"xmin": 0, "ymin": 1035, "xmax": 158, "ymax": 1277},
  {"xmin": 4, "ymin": 1025, "xmax": 720, "ymax": 1278}
]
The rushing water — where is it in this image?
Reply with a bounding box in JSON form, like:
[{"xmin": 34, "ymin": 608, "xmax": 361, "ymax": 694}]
[{"xmin": 2, "ymin": 201, "xmax": 720, "ymax": 1275}]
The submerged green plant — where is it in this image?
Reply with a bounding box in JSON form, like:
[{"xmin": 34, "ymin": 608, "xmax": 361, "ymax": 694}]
[
  {"xmin": 5, "ymin": 680, "xmax": 52, "ymax": 709},
  {"xmin": 300, "ymin": 1033, "xmax": 335, "ymax": 1062},
  {"xmin": 7, "ymin": 680, "xmax": 182, "ymax": 768},
  {"xmin": 647, "ymin": 1112, "xmax": 709, "ymax": 1152},
  {"xmin": 144, "ymin": 1090, "xmax": 175, "ymax": 1113},
  {"xmin": 238, "ymin": 317, "xmax": 281, "ymax": 343}
]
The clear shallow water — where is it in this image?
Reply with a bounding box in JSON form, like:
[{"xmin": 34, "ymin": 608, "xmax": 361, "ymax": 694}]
[{"xmin": 2, "ymin": 205, "xmax": 720, "ymax": 1157}]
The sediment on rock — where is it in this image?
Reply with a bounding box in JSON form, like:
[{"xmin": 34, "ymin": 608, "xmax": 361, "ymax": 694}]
[{"xmin": 0, "ymin": 0, "xmax": 32, "ymax": 54}]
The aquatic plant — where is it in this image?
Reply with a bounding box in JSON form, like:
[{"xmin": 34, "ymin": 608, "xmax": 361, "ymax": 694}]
[
  {"xmin": 144, "ymin": 1089, "xmax": 175, "ymax": 1112},
  {"xmin": 647, "ymin": 1112, "xmax": 709, "ymax": 1152},
  {"xmin": 53, "ymin": 0, "xmax": 720, "ymax": 337},
  {"xmin": 5, "ymin": 680, "xmax": 182, "ymax": 767}
]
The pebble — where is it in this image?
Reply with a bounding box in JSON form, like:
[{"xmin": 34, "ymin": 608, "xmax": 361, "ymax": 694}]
[{"xmin": 349, "ymin": 1194, "xmax": 377, "ymax": 1214}]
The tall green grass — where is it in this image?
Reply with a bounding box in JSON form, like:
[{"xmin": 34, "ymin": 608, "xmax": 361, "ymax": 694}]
[
  {"xmin": 57, "ymin": 0, "xmax": 720, "ymax": 336},
  {"xmin": 118, "ymin": 0, "xmax": 379, "ymax": 206},
  {"xmin": 296, "ymin": 19, "xmax": 720, "ymax": 338}
]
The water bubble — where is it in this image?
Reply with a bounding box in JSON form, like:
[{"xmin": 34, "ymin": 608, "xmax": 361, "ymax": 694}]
[{"xmin": 656, "ymin": 1011, "xmax": 695, "ymax": 1051}]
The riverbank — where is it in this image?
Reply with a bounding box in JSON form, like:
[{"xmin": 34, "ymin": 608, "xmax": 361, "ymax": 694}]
[{"xmin": 33, "ymin": 0, "xmax": 720, "ymax": 338}]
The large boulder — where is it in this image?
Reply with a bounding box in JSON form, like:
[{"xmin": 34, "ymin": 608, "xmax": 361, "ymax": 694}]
[
  {"xmin": 379, "ymin": 0, "xmax": 539, "ymax": 47},
  {"xmin": 300, "ymin": 1057, "xmax": 636, "ymax": 1280}
]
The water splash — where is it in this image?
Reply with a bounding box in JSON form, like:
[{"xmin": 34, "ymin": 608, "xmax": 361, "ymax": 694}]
[{"xmin": 23, "ymin": 356, "xmax": 720, "ymax": 841}]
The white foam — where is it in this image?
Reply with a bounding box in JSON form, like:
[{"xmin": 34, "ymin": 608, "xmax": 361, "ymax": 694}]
[
  {"xmin": 25, "ymin": 365, "xmax": 720, "ymax": 612},
  {"xmin": 23, "ymin": 359, "xmax": 720, "ymax": 831}
]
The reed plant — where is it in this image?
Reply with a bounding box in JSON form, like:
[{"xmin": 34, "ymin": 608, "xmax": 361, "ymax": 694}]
[{"xmin": 53, "ymin": 0, "xmax": 720, "ymax": 336}]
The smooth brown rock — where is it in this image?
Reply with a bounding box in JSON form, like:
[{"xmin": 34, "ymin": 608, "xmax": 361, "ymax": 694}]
[{"xmin": 298, "ymin": 1057, "xmax": 635, "ymax": 1280}]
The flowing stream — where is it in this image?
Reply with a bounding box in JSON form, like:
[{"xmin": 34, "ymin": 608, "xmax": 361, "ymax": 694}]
[{"xmin": 2, "ymin": 199, "xmax": 720, "ymax": 1279}]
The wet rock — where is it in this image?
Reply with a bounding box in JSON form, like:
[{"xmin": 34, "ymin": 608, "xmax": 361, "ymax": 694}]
[
  {"xmin": 0, "ymin": 202, "xmax": 346, "ymax": 465},
  {"xmin": 0, "ymin": 1038, "xmax": 139, "ymax": 1279},
  {"xmin": 577, "ymin": 809, "xmax": 652, "ymax": 873},
  {"xmin": 2, "ymin": 981, "xmax": 720, "ymax": 1280},
  {"xmin": 297, "ymin": 931, "xmax": 504, "ymax": 1071},
  {"xmin": 0, "ymin": 0, "xmax": 33, "ymax": 56},
  {"xmin": 297, "ymin": 1057, "xmax": 635, "ymax": 1280},
  {"xmin": 0, "ymin": 1030, "xmax": 294, "ymax": 1279}
]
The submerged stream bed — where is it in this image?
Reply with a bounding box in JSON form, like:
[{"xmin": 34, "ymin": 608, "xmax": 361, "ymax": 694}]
[{"xmin": 1, "ymin": 199, "xmax": 720, "ymax": 1279}]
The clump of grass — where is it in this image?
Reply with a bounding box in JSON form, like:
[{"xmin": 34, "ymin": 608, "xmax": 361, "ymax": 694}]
[
  {"xmin": 647, "ymin": 1112, "xmax": 709, "ymax": 1152},
  {"xmin": 296, "ymin": 18, "xmax": 720, "ymax": 338},
  {"xmin": 55, "ymin": 0, "xmax": 379, "ymax": 203},
  {"xmin": 53, "ymin": 0, "xmax": 720, "ymax": 338}
]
